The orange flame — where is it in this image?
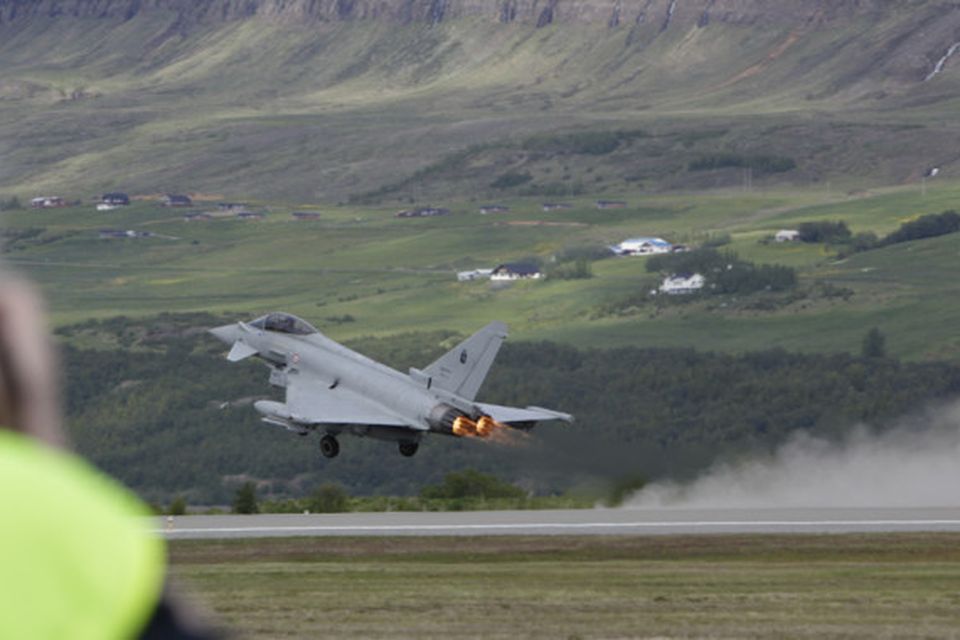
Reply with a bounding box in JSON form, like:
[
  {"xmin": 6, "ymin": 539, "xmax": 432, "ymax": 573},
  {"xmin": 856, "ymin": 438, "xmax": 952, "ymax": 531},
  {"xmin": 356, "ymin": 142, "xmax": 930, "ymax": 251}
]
[
  {"xmin": 476, "ymin": 416, "xmax": 507, "ymax": 437},
  {"xmin": 452, "ymin": 416, "xmax": 479, "ymax": 437},
  {"xmin": 453, "ymin": 415, "xmax": 513, "ymax": 440}
]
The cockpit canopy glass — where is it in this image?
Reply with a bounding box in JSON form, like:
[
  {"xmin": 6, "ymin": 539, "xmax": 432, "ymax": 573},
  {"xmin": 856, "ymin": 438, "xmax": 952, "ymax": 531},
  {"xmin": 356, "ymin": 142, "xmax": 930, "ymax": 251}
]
[{"xmin": 249, "ymin": 313, "xmax": 317, "ymax": 336}]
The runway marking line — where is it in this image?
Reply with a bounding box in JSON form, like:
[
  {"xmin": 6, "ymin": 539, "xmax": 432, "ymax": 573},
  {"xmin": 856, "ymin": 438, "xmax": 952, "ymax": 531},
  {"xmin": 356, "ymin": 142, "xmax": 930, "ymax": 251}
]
[{"xmin": 159, "ymin": 519, "xmax": 960, "ymax": 536}]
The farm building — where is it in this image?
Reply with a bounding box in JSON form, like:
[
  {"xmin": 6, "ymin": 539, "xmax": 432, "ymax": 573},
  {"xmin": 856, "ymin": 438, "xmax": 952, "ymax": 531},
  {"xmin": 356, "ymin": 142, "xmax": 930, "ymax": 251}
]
[
  {"xmin": 98, "ymin": 229, "xmax": 152, "ymax": 239},
  {"xmin": 31, "ymin": 196, "xmax": 66, "ymax": 208},
  {"xmin": 479, "ymin": 205, "xmax": 509, "ymax": 214},
  {"xmin": 490, "ymin": 263, "xmax": 543, "ymax": 281},
  {"xmin": 102, "ymin": 192, "xmax": 130, "ymax": 206},
  {"xmin": 292, "ymin": 211, "xmax": 322, "ymax": 220},
  {"xmin": 162, "ymin": 194, "xmax": 193, "ymax": 207},
  {"xmin": 596, "ymin": 200, "xmax": 627, "ymax": 209},
  {"xmin": 775, "ymin": 229, "xmax": 801, "ymax": 242},
  {"xmin": 542, "ymin": 203, "xmax": 573, "ymax": 211},
  {"xmin": 396, "ymin": 207, "xmax": 450, "ymax": 218},
  {"xmin": 613, "ymin": 237, "xmax": 673, "ymax": 255},
  {"xmin": 660, "ymin": 273, "xmax": 705, "ymax": 295},
  {"xmin": 457, "ymin": 268, "xmax": 494, "ymax": 282}
]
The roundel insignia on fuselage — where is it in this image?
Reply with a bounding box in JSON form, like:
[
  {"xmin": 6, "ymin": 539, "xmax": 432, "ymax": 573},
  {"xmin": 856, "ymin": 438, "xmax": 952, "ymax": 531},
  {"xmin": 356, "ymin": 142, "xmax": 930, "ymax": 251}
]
[{"xmin": 460, "ymin": 350, "xmax": 468, "ymax": 364}]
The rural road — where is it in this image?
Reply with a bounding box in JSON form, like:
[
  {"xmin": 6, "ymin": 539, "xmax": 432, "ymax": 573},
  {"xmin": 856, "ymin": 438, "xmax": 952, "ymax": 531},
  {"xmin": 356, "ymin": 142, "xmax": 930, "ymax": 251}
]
[{"xmin": 158, "ymin": 507, "xmax": 960, "ymax": 539}]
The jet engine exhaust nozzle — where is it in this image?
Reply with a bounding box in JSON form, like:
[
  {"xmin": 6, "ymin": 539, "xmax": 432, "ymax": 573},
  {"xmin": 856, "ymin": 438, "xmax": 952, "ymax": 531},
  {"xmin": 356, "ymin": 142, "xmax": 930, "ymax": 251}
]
[{"xmin": 452, "ymin": 416, "xmax": 479, "ymax": 437}]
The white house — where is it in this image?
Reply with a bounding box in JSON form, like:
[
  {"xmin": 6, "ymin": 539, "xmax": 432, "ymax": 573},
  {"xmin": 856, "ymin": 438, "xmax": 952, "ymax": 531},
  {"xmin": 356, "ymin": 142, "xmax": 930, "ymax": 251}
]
[
  {"xmin": 490, "ymin": 263, "xmax": 543, "ymax": 281},
  {"xmin": 30, "ymin": 196, "xmax": 66, "ymax": 209},
  {"xmin": 457, "ymin": 268, "xmax": 494, "ymax": 282},
  {"xmin": 96, "ymin": 203, "xmax": 118, "ymax": 211},
  {"xmin": 614, "ymin": 237, "xmax": 673, "ymax": 255},
  {"xmin": 660, "ymin": 273, "xmax": 705, "ymax": 295},
  {"xmin": 775, "ymin": 229, "xmax": 801, "ymax": 243}
]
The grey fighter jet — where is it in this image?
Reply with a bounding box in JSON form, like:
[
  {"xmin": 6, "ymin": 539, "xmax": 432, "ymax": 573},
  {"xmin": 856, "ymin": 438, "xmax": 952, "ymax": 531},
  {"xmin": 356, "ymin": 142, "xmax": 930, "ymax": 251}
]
[{"xmin": 209, "ymin": 313, "xmax": 572, "ymax": 458}]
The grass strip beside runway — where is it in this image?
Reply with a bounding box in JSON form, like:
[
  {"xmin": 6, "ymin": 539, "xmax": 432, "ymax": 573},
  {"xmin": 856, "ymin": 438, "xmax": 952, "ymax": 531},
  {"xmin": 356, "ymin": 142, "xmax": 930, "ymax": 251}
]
[{"xmin": 170, "ymin": 534, "xmax": 960, "ymax": 638}]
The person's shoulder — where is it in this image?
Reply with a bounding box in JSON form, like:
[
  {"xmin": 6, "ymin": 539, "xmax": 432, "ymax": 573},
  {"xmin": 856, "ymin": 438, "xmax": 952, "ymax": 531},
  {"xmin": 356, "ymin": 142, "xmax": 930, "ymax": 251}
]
[
  {"xmin": 0, "ymin": 429, "xmax": 152, "ymax": 518},
  {"xmin": 0, "ymin": 429, "xmax": 166, "ymax": 640}
]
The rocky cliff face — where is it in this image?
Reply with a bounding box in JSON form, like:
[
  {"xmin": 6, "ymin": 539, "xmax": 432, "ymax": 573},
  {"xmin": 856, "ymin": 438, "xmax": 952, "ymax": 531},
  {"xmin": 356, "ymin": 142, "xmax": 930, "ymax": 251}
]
[{"xmin": 0, "ymin": 0, "xmax": 944, "ymax": 28}]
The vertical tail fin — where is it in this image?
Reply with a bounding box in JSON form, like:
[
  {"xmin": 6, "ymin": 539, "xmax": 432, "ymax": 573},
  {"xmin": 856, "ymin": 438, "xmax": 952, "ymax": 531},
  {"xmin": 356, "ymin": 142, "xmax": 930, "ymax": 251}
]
[{"xmin": 422, "ymin": 322, "xmax": 508, "ymax": 401}]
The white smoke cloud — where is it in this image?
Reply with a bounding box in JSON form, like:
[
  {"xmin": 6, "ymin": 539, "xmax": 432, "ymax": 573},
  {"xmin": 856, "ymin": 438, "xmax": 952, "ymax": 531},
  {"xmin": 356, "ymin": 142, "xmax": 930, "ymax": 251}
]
[{"xmin": 627, "ymin": 402, "xmax": 960, "ymax": 509}]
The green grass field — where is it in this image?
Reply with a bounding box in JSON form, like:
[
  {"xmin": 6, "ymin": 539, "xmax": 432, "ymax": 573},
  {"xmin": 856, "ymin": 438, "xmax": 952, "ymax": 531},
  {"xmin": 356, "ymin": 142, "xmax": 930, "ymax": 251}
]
[
  {"xmin": 5, "ymin": 178, "xmax": 960, "ymax": 360},
  {"xmin": 169, "ymin": 534, "xmax": 960, "ymax": 638}
]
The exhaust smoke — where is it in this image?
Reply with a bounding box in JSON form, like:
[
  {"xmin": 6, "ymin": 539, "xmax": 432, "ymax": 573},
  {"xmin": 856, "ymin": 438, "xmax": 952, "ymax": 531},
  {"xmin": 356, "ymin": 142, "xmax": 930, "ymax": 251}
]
[{"xmin": 627, "ymin": 402, "xmax": 960, "ymax": 509}]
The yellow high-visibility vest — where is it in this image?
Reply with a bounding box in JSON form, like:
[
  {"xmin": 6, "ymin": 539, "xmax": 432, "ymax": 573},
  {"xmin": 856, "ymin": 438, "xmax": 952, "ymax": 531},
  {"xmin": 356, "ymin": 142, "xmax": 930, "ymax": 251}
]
[{"xmin": 0, "ymin": 430, "xmax": 165, "ymax": 639}]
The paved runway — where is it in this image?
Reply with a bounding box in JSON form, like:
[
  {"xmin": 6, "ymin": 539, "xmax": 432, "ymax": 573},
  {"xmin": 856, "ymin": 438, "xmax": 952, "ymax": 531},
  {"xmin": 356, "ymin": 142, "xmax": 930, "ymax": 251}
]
[{"xmin": 158, "ymin": 507, "xmax": 960, "ymax": 539}]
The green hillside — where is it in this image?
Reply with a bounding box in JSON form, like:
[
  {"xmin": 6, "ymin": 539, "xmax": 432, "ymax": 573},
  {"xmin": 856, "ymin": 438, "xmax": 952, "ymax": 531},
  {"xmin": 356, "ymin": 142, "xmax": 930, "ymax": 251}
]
[
  {"xmin": 3, "ymin": 6, "xmax": 960, "ymax": 201},
  {"xmin": 4, "ymin": 180, "xmax": 960, "ymax": 360}
]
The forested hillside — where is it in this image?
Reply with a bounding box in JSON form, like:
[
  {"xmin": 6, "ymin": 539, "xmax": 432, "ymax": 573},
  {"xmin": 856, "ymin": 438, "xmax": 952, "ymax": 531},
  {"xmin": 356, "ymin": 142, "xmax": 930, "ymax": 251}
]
[{"xmin": 61, "ymin": 314, "xmax": 960, "ymax": 503}]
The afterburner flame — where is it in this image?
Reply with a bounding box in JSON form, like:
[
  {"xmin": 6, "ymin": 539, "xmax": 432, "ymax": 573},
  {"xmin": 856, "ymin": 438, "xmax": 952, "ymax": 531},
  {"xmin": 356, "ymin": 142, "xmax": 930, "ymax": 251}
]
[
  {"xmin": 452, "ymin": 416, "xmax": 479, "ymax": 437},
  {"xmin": 476, "ymin": 416, "xmax": 507, "ymax": 437},
  {"xmin": 453, "ymin": 415, "xmax": 510, "ymax": 439}
]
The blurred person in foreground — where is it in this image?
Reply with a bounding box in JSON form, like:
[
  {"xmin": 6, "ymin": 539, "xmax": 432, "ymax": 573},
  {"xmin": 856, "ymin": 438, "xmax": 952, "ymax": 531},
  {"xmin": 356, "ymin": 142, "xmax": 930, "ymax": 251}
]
[{"xmin": 0, "ymin": 275, "xmax": 223, "ymax": 639}]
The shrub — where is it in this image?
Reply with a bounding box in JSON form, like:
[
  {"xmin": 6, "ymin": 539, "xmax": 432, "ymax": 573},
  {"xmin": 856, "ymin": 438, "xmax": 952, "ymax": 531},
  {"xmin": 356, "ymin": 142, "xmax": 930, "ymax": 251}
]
[
  {"xmin": 307, "ymin": 483, "xmax": 350, "ymax": 513},
  {"xmin": 232, "ymin": 481, "xmax": 259, "ymax": 514},
  {"xmin": 167, "ymin": 495, "xmax": 187, "ymax": 516},
  {"xmin": 861, "ymin": 327, "xmax": 887, "ymax": 359},
  {"xmin": 701, "ymin": 233, "xmax": 732, "ymax": 248},
  {"xmin": 0, "ymin": 195, "xmax": 22, "ymax": 210},
  {"xmin": 549, "ymin": 258, "xmax": 593, "ymax": 280},
  {"xmin": 421, "ymin": 469, "xmax": 525, "ymax": 500},
  {"xmin": 490, "ymin": 172, "xmax": 533, "ymax": 189},
  {"xmin": 797, "ymin": 221, "xmax": 852, "ymax": 244},
  {"xmin": 851, "ymin": 232, "xmax": 878, "ymax": 252},
  {"xmin": 880, "ymin": 210, "xmax": 960, "ymax": 246},
  {"xmin": 603, "ymin": 473, "xmax": 647, "ymax": 508}
]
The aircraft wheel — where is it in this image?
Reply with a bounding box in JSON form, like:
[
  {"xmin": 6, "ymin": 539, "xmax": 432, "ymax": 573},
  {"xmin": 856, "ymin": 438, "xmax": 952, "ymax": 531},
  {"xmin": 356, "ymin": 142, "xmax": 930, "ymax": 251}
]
[
  {"xmin": 398, "ymin": 441, "xmax": 419, "ymax": 457},
  {"xmin": 319, "ymin": 434, "xmax": 340, "ymax": 459}
]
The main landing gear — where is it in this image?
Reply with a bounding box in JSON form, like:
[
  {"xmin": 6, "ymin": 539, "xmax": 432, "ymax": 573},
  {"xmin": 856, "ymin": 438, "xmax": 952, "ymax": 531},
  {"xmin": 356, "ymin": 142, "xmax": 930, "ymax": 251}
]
[
  {"xmin": 319, "ymin": 434, "xmax": 340, "ymax": 459},
  {"xmin": 398, "ymin": 441, "xmax": 419, "ymax": 457}
]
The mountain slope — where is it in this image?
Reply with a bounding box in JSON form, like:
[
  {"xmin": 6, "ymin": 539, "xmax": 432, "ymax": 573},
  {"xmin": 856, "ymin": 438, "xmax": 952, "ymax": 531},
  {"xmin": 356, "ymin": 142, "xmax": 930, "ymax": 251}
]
[{"xmin": 3, "ymin": 1, "xmax": 960, "ymax": 200}]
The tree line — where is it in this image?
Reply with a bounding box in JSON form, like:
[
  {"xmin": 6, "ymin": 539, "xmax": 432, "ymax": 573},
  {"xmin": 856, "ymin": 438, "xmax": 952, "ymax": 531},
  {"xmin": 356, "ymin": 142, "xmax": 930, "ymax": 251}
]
[
  {"xmin": 60, "ymin": 314, "xmax": 960, "ymax": 504},
  {"xmin": 646, "ymin": 248, "xmax": 796, "ymax": 295},
  {"xmin": 794, "ymin": 211, "xmax": 960, "ymax": 255}
]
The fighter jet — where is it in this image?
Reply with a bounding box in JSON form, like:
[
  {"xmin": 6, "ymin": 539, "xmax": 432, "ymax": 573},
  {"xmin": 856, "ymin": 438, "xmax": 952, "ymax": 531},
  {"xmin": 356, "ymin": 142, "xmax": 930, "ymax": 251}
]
[{"xmin": 209, "ymin": 313, "xmax": 572, "ymax": 458}]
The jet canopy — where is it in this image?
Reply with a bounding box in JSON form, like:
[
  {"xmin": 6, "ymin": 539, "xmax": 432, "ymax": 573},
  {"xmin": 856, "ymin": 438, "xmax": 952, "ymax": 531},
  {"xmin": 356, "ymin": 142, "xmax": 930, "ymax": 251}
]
[{"xmin": 249, "ymin": 313, "xmax": 318, "ymax": 336}]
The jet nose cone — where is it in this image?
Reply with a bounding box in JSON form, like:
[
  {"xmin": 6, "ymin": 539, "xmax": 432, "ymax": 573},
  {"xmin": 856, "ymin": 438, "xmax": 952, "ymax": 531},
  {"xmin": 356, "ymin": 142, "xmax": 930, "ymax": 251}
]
[{"xmin": 208, "ymin": 323, "xmax": 239, "ymax": 345}]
